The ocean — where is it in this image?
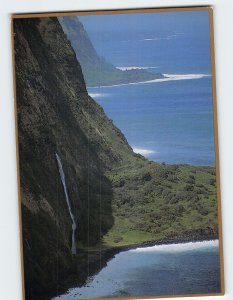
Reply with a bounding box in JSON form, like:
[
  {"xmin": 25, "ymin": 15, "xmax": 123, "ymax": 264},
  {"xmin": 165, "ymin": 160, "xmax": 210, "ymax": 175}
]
[
  {"xmin": 80, "ymin": 10, "xmax": 216, "ymax": 166},
  {"xmin": 53, "ymin": 240, "xmax": 221, "ymax": 299},
  {"xmin": 88, "ymin": 75, "xmax": 215, "ymax": 166}
]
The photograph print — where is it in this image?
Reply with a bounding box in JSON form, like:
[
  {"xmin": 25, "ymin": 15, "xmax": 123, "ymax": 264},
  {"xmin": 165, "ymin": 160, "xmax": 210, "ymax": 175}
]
[{"xmin": 12, "ymin": 7, "xmax": 224, "ymax": 300}]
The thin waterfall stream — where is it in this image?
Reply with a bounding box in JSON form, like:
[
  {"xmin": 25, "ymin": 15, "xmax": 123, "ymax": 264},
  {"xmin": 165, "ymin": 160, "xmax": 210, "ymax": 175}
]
[{"xmin": 55, "ymin": 153, "xmax": 77, "ymax": 255}]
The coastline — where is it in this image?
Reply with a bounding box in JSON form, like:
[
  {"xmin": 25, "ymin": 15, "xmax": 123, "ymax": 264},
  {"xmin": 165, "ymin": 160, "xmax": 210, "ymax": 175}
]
[
  {"xmin": 88, "ymin": 73, "xmax": 211, "ymax": 89},
  {"xmin": 102, "ymin": 232, "xmax": 219, "ymax": 260},
  {"xmin": 51, "ymin": 232, "xmax": 219, "ymax": 300}
]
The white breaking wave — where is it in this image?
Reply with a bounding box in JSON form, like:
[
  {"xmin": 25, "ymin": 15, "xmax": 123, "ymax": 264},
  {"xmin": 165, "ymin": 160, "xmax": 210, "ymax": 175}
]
[
  {"xmin": 90, "ymin": 73, "xmax": 211, "ymax": 88},
  {"xmin": 163, "ymin": 73, "xmax": 210, "ymax": 80},
  {"xmin": 142, "ymin": 38, "xmax": 161, "ymax": 41},
  {"xmin": 139, "ymin": 33, "xmax": 183, "ymax": 42},
  {"xmin": 55, "ymin": 153, "xmax": 77, "ymax": 255},
  {"xmin": 88, "ymin": 92, "xmax": 105, "ymax": 98},
  {"xmin": 116, "ymin": 66, "xmax": 158, "ymax": 71},
  {"xmin": 133, "ymin": 148, "xmax": 156, "ymax": 157},
  {"xmin": 142, "ymin": 73, "xmax": 211, "ymax": 84},
  {"xmin": 131, "ymin": 240, "xmax": 219, "ymax": 253}
]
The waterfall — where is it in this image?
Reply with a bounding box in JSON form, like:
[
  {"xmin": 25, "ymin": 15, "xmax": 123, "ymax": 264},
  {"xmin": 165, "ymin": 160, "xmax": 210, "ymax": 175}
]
[{"xmin": 55, "ymin": 153, "xmax": 77, "ymax": 255}]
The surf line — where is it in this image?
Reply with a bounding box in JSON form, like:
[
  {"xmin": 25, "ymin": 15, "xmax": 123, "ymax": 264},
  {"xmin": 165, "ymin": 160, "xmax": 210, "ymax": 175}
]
[
  {"xmin": 55, "ymin": 153, "xmax": 77, "ymax": 255},
  {"xmin": 88, "ymin": 73, "xmax": 211, "ymax": 89}
]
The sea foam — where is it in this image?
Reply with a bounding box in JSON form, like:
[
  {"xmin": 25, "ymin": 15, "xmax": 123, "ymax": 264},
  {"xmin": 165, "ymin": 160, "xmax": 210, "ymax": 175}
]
[
  {"xmin": 116, "ymin": 66, "xmax": 158, "ymax": 71},
  {"xmin": 131, "ymin": 240, "xmax": 219, "ymax": 253},
  {"xmin": 89, "ymin": 73, "xmax": 211, "ymax": 88},
  {"xmin": 139, "ymin": 33, "xmax": 183, "ymax": 42},
  {"xmin": 88, "ymin": 92, "xmax": 105, "ymax": 98},
  {"xmin": 133, "ymin": 148, "xmax": 156, "ymax": 157}
]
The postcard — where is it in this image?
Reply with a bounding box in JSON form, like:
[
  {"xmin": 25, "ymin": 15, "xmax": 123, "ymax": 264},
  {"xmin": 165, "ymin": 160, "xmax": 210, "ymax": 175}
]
[{"xmin": 12, "ymin": 7, "xmax": 224, "ymax": 300}]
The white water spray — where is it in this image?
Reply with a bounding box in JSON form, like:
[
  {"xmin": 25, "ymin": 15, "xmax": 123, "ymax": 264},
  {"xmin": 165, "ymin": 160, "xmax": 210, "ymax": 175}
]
[{"xmin": 55, "ymin": 153, "xmax": 77, "ymax": 255}]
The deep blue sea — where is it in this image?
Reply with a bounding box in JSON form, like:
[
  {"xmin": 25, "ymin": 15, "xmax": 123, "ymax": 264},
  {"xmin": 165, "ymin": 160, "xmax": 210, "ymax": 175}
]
[
  {"xmin": 80, "ymin": 11, "xmax": 216, "ymax": 166},
  {"xmin": 88, "ymin": 76, "xmax": 215, "ymax": 166}
]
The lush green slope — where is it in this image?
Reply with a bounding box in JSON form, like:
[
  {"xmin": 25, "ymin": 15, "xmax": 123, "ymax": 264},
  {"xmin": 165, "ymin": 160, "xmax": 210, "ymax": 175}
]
[
  {"xmin": 104, "ymin": 162, "xmax": 218, "ymax": 248},
  {"xmin": 59, "ymin": 16, "xmax": 164, "ymax": 86},
  {"xmin": 14, "ymin": 16, "xmax": 219, "ymax": 300}
]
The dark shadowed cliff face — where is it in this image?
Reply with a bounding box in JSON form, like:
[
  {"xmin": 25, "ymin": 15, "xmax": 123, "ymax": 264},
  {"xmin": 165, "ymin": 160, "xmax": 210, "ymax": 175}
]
[{"xmin": 13, "ymin": 17, "xmax": 138, "ymax": 299}]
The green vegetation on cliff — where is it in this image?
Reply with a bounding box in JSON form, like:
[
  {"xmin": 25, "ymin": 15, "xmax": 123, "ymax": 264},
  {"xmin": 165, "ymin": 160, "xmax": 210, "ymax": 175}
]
[
  {"xmin": 104, "ymin": 162, "xmax": 218, "ymax": 247},
  {"xmin": 59, "ymin": 16, "xmax": 164, "ymax": 86},
  {"xmin": 14, "ymin": 16, "xmax": 218, "ymax": 300}
]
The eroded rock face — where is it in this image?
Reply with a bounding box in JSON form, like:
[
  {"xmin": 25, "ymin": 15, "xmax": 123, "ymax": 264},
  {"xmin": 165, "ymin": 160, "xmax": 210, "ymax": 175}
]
[{"xmin": 13, "ymin": 17, "xmax": 135, "ymax": 299}]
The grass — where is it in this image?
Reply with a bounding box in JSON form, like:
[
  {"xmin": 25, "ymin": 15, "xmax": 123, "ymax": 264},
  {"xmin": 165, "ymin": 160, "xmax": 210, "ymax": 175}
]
[{"xmin": 101, "ymin": 161, "xmax": 218, "ymax": 248}]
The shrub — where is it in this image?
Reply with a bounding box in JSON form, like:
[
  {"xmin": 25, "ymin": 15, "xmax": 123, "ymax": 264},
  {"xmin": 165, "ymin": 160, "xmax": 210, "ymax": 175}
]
[
  {"xmin": 174, "ymin": 204, "xmax": 185, "ymax": 216},
  {"xmin": 197, "ymin": 205, "xmax": 209, "ymax": 216},
  {"xmin": 210, "ymin": 178, "xmax": 216, "ymax": 186},
  {"xmin": 196, "ymin": 183, "xmax": 204, "ymax": 188},
  {"xmin": 186, "ymin": 175, "xmax": 195, "ymax": 184},
  {"xmin": 184, "ymin": 184, "xmax": 194, "ymax": 191},
  {"xmin": 142, "ymin": 172, "xmax": 152, "ymax": 182}
]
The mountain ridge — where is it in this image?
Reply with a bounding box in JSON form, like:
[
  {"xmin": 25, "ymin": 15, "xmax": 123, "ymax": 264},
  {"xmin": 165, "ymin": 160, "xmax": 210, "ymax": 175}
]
[{"xmin": 59, "ymin": 16, "xmax": 164, "ymax": 86}]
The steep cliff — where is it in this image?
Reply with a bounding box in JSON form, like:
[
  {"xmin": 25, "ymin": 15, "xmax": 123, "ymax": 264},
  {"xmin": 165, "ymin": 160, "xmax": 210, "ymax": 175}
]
[
  {"xmin": 13, "ymin": 17, "xmax": 139, "ymax": 300},
  {"xmin": 13, "ymin": 16, "xmax": 219, "ymax": 300},
  {"xmin": 59, "ymin": 16, "xmax": 164, "ymax": 86}
]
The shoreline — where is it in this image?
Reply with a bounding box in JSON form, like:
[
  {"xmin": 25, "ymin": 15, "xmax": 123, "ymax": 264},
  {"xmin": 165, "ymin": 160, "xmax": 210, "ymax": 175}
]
[
  {"xmin": 51, "ymin": 233, "xmax": 219, "ymax": 300},
  {"xmin": 87, "ymin": 73, "xmax": 211, "ymax": 89},
  {"xmin": 102, "ymin": 234, "xmax": 219, "ymax": 259}
]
